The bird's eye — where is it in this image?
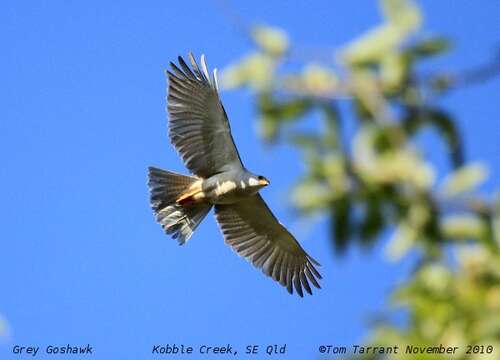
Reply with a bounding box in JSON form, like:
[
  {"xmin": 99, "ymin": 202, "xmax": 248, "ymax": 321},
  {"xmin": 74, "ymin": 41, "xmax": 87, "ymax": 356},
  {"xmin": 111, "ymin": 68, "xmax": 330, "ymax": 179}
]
[{"xmin": 258, "ymin": 176, "xmax": 264, "ymax": 180}]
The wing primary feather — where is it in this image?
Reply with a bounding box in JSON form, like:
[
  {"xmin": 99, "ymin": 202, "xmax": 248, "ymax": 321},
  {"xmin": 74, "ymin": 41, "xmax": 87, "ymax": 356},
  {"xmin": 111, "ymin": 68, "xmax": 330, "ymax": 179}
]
[
  {"xmin": 253, "ymin": 244, "xmax": 274, "ymax": 268},
  {"xmin": 305, "ymin": 267, "xmax": 321, "ymax": 289},
  {"xmin": 285, "ymin": 256, "xmax": 294, "ymax": 293},
  {"xmin": 167, "ymin": 76, "xmax": 194, "ymax": 96},
  {"xmin": 169, "ymin": 62, "xmax": 188, "ymax": 79},
  {"xmin": 226, "ymin": 234, "xmax": 255, "ymax": 247},
  {"xmin": 243, "ymin": 244, "xmax": 265, "ymax": 259},
  {"xmin": 300, "ymin": 269, "xmax": 312, "ymax": 295},
  {"xmin": 254, "ymin": 251, "xmax": 271, "ymax": 269},
  {"xmin": 262, "ymin": 247, "xmax": 279, "ymax": 276},
  {"xmin": 229, "ymin": 235, "xmax": 255, "ymax": 248},
  {"xmin": 165, "ymin": 70, "xmax": 180, "ymax": 82},
  {"xmin": 293, "ymin": 262, "xmax": 304, "ymax": 297},
  {"xmin": 213, "ymin": 68, "xmax": 219, "ymax": 92},
  {"xmin": 167, "ymin": 70, "xmax": 192, "ymax": 93},
  {"xmin": 307, "ymin": 261, "xmax": 322, "ymax": 279},
  {"xmin": 235, "ymin": 242, "xmax": 260, "ymax": 255},
  {"xmin": 167, "ymin": 92, "xmax": 190, "ymax": 104},
  {"xmin": 177, "ymin": 56, "xmax": 196, "ymax": 79},
  {"xmin": 200, "ymin": 54, "xmax": 211, "ymax": 85},
  {"xmin": 280, "ymin": 253, "xmax": 289, "ymax": 287},
  {"xmin": 168, "ymin": 83, "xmax": 195, "ymax": 98},
  {"xmin": 286, "ymin": 264, "xmax": 293, "ymax": 294},
  {"xmin": 250, "ymin": 241, "xmax": 272, "ymax": 263},
  {"xmin": 213, "ymin": 195, "xmax": 321, "ymax": 297},
  {"xmin": 271, "ymin": 251, "xmax": 284, "ymax": 282},
  {"xmin": 166, "ymin": 71, "xmax": 188, "ymax": 88},
  {"xmin": 224, "ymin": 227, "xmax": 252, "ymax": 236},
  {"xmin": 167, "ymin": 53, "xmax": 245, "ymax": 179},
  {"xmin": 188, "ymin": 53, "xmax": 207, "ymax": 82},
  {"xmin": 307, "ymin": 255, "xmax": 321, "ymax": 266}
]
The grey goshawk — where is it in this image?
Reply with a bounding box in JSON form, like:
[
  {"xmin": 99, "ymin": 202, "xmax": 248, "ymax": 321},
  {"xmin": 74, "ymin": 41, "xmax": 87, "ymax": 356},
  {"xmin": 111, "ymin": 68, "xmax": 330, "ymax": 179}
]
[{"xmin": 148, "ymin": 54, "xmax": 321, "ymax": 297}]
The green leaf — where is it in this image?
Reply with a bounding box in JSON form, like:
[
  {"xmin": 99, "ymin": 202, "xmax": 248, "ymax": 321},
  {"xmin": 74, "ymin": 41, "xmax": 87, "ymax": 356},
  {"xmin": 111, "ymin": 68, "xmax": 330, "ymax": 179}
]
[
  {"xmin": 385, "ymin": 222, "xmax": 417, "ymax": 261},
  {"xmin": 402, "ymin": 108, "xmax": 464, "ymax": 168},
  {"xmin": 302, "ymin": 64, "xmax": 339, "ymax": 96},
  {"xmin": 353, "ymin": 126, "xmax": 436, "ymax": 189},
  {"xmin": 287, "ymin": 133, "xmax": 322, "ymax": 149},
  {"xmin": 259, "ymin": 114, "xmax": 280, "ymax": 141},
  {"xmin": 340, "ymin": 0, "xmax": 422, "ymax": 65},
  {"xmin": 405, "ymin": 37, "xmax": 451, "ymax": 59},
  {"xmin": 429, "ymin": 74, "xmax": 455, "ymax": 94},
  {"xmin": 258, "ymin": 95, "xmax": 312, "ymax": 141},
  {"xmin": 359, "ymin": 196, "xmax": 385, "ymax": 245},
  {"xmin": 259, "ymin": 96, "xmax": 312, "ymax": 120},
  {"xmin": 441, "ymin": 214, "xmax": 488, "ymax": 241},
  {"xmin": 439, "ymin": 163, "xmax": 489, "ymax": 199},
  {"xmin": 380, "ymin": 53, "xmax": 407, "ymax": 91},
  {"xmin": 321, "ymin": 103, "xmax": 342, "ymax": 149},
  {"xmin": 419, "ymin": 264, "xmax": 451, "ymax": 293},
  {"xmin": 340, "ymin": 23, "xmax": 405, "ymax": 65},
  {"xmin": 330, "ymin": 196, "xmax": 352, "ymax": 254}
]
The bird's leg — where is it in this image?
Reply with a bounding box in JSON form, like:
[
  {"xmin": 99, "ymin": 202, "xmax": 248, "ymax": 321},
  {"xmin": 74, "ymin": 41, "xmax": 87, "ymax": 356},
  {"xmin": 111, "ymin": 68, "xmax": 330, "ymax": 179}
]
[{"xmin": 176, "ymin": 179, "xmax": 205, "ymax": 205}]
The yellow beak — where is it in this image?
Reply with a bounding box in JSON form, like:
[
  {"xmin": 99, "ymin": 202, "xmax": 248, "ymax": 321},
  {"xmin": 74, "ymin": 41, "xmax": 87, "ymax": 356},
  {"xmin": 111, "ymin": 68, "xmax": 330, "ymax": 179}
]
[{"xmin": 258, "ymin": 178, "xmax": 270, "ymax": 186}]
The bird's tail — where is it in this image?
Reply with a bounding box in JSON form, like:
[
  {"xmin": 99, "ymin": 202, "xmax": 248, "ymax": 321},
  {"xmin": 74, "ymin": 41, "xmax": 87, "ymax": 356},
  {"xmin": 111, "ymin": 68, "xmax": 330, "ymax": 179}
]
[{"xmin": 148, "ymin": 166, "xmax": 212, "ymax": 245}]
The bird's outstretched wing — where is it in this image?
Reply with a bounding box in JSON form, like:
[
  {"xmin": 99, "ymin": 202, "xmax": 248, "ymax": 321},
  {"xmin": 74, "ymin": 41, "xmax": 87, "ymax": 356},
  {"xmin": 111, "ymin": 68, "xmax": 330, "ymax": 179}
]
[
  {"xmin": 214, "ymin": 194, "xmax": 322, "ymax": 297},
  {"xmin": 167, "ymin": 54, "xmax": 244, "ymax": 178}
]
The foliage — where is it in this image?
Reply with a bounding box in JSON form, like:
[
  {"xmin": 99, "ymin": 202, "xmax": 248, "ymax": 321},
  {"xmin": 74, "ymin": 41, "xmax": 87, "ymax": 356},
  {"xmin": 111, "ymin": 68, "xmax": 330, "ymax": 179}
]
[
  {"xmin": 222, "ymin": 0, "xmax": 499, "ymax": 356},
  {"xmin": 364, "ymin": 247, "xmax": 500, "ymax": 359}
]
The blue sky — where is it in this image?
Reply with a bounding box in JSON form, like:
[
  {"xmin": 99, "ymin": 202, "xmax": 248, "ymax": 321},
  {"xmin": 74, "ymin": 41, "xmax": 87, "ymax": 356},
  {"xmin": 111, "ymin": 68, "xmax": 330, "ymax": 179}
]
[{"xmin": 1, "ymin": 1, "xmax": 499, "ymax": 359}]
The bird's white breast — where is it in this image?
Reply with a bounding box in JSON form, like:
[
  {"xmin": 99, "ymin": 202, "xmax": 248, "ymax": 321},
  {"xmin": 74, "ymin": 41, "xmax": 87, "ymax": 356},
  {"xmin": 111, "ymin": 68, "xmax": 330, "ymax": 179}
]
[{"xmin": 214, "ymin": 180, "xmax": 238, "ymax": 196}]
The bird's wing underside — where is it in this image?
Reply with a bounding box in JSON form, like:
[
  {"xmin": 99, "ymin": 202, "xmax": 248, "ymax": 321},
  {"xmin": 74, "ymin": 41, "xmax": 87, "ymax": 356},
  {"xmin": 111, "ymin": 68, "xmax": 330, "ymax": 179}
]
[
  {"xmin": 214, "ymin": 194, "xmax": 322, "ymax": 297},
  {"xmin": 167, "ymin": 53, "xmax": 244, "ymax": 178}
]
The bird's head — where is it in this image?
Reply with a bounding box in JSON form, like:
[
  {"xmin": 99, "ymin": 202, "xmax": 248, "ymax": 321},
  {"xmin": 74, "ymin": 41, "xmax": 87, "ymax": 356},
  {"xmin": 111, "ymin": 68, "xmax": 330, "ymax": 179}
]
[{"xmin": 247, "ymin": 174, "xmax": 270, "ymax": 189}]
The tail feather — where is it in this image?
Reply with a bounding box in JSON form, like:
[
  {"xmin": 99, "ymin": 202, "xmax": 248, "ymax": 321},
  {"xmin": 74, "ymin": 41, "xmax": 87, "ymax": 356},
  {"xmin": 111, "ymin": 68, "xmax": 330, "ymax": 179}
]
[{"xmin": 148, "ymin": 167, "xmax": 211, "ymax": 244}]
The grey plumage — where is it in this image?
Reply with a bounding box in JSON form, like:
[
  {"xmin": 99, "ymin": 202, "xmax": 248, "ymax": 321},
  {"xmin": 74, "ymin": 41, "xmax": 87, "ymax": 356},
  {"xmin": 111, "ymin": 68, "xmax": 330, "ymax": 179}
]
[
  {"xmin": 148, "ymin": 53, "xmax": 322, "ymax": 297},
  {"xmin": 148, "ymin": 167, "xmax": 211, "ymax": 244},
  {"xmin": 214, "ymin": 194, "xmax": 321, "ymax": 296},
  {"xmin": 167, "ymin": 55, "xmax": 243, "ymax": 178}
]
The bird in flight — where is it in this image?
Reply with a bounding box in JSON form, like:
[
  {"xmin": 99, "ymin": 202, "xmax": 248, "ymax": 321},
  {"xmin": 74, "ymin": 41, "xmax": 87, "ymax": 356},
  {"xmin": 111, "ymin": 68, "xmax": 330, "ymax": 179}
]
[{"xmin": 148, "ymin": 53, "xmax": 321, "ymax": 297}]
